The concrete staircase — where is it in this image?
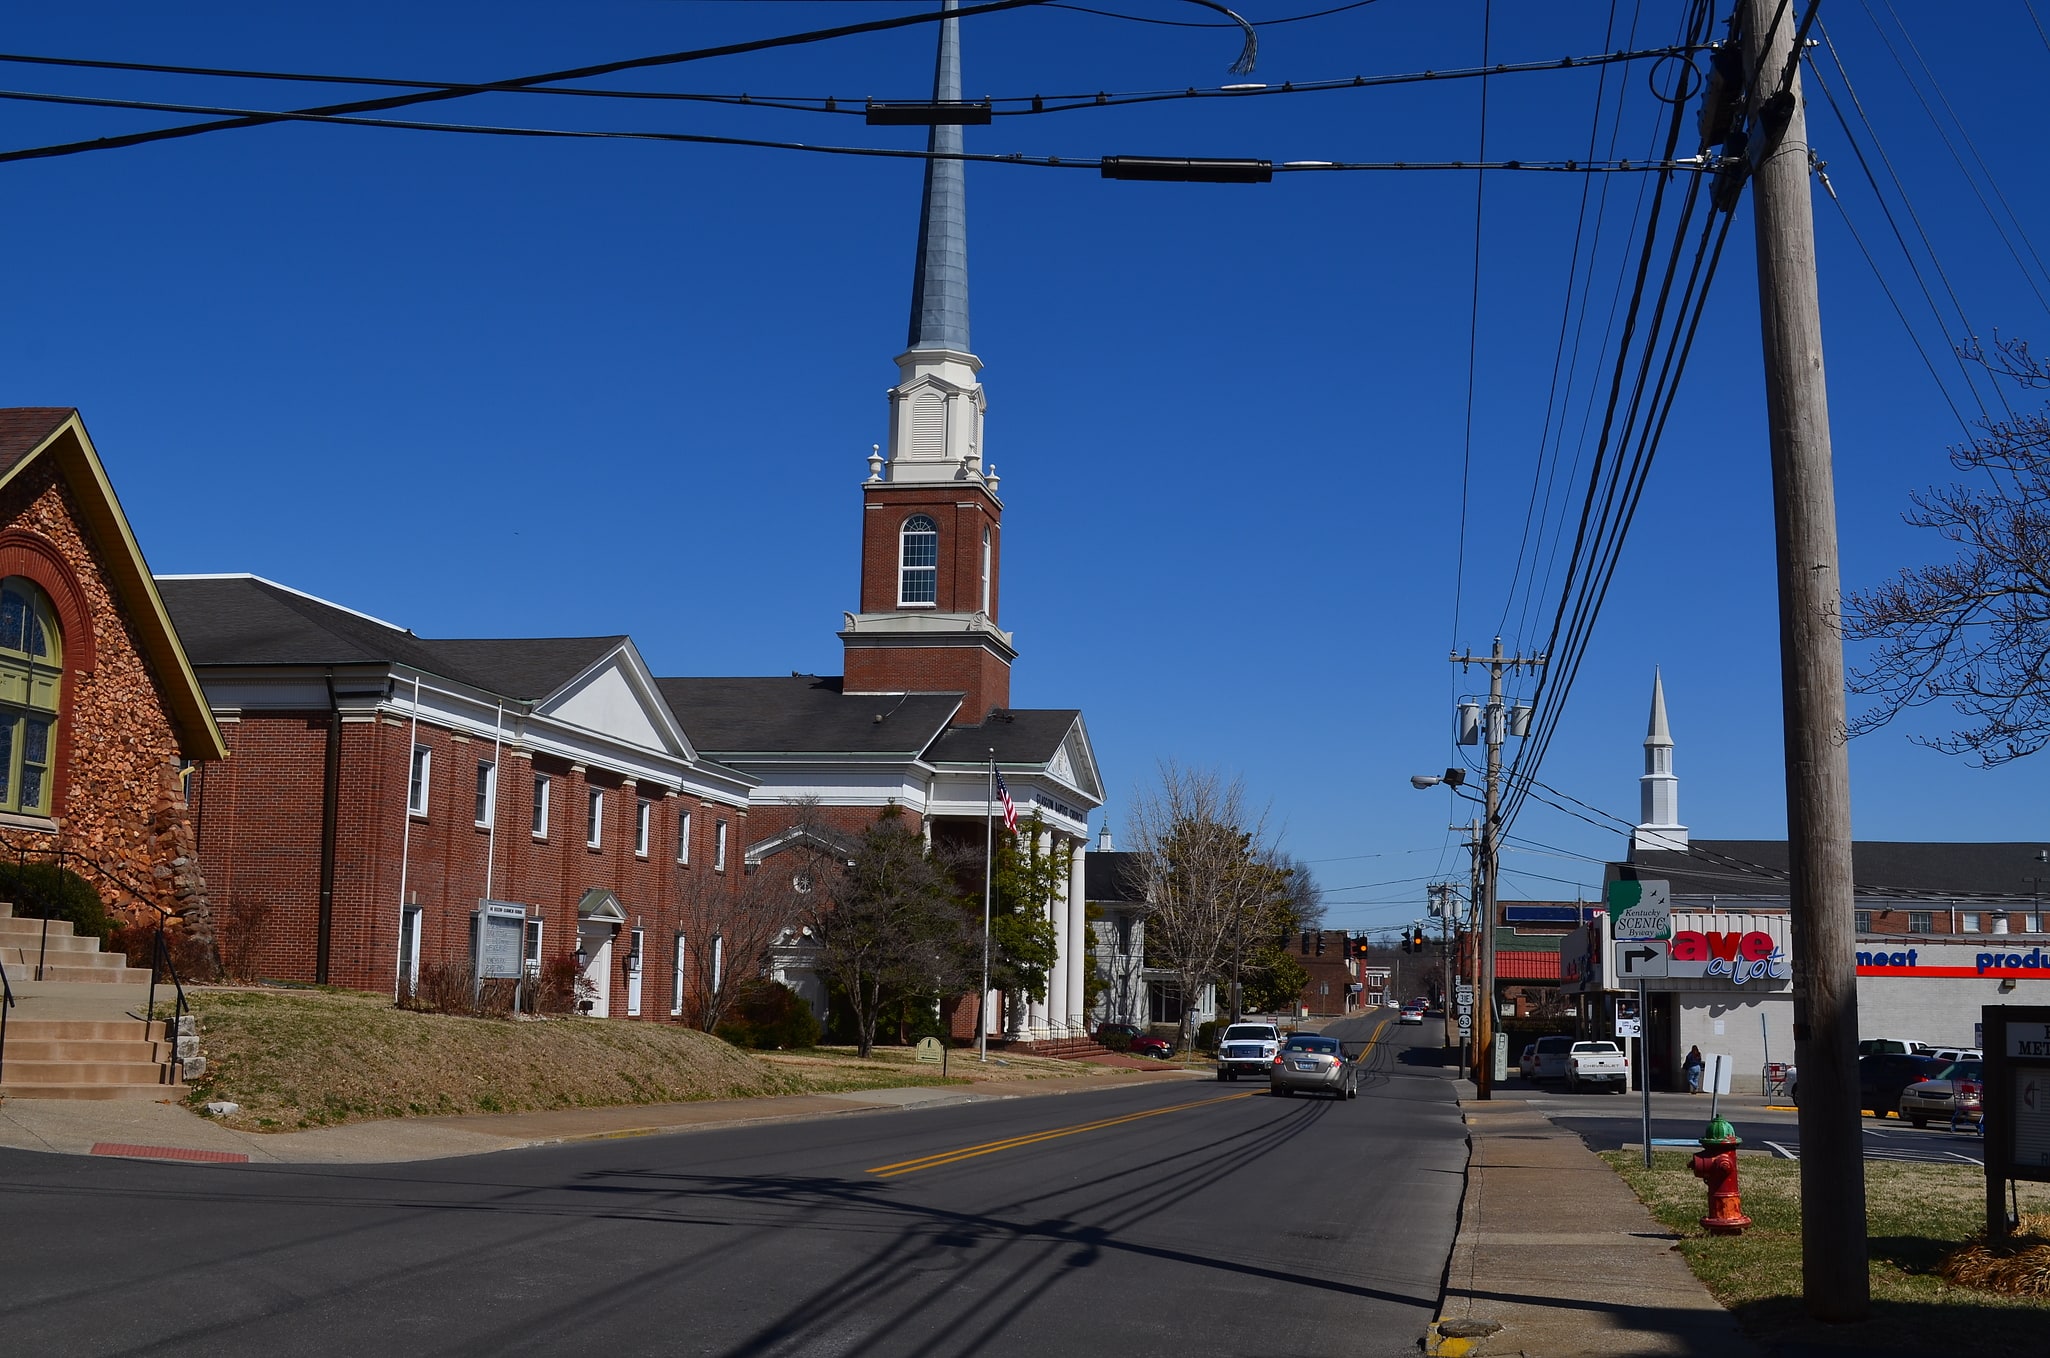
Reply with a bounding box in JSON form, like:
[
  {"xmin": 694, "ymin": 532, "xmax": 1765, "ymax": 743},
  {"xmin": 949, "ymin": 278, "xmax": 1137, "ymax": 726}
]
[
  {"xmin": 0, "ymin": 902, "xmax": 183, "ymax": 1101},
  {"xmin": 1014, "ymin": 1034, "xmax": 1113, "ymax": 1060}
]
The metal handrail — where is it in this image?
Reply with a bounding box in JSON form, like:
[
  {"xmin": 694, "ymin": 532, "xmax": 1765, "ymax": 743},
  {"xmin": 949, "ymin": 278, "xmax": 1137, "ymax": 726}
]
[
  {"xmin": 0, "ymin": 840, "xmax": 192, "ymax": 1043},
  {"xmin": 0, "ymin": 952, "xmax": 14, "ymax": 1089}
]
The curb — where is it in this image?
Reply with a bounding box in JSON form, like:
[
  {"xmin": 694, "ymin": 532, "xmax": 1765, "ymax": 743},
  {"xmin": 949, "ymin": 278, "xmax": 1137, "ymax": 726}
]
[{"xmin": 1424, "ymin": 1317, "xmax": 1501, "ymax": 1356}]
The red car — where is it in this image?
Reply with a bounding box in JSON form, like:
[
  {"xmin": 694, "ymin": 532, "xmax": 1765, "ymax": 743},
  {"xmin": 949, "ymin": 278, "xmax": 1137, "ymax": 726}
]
[{"xmin": 1094, "ymin": 1022, "xmax": 1172, "ymax": 1059}]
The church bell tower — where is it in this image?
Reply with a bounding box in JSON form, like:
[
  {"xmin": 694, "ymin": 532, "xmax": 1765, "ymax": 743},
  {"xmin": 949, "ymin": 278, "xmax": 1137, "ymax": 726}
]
[{"xmin": 841, "ymin": 0, "xmax": 1013, "ymax": 721}]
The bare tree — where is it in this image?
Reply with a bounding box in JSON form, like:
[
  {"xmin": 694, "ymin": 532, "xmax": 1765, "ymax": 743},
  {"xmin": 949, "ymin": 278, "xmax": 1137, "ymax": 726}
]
[
  {"xmin": 1845, "ymin": 338, "xmax": 2050, "ymax": 765},
  {"xmin": 675, "ymin": 861, "xmax": 803, "ymax": 1034},
  {"xmin": 808, "ymin": 810, "xmax": 974, "ymax": 1057},
  {"xmin": 1126, "ymin": 762, "xmax": 1276, "ymax": 1050}
]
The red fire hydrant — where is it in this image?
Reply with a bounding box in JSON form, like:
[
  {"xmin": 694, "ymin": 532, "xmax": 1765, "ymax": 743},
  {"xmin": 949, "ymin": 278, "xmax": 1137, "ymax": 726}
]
[{"xmin": 1688, "ymin": 1114, "xmax": 1752, "ymax": 1236}]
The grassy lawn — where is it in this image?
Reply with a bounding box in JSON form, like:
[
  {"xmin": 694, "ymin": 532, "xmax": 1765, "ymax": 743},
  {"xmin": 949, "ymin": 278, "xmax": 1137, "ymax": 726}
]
[
  {"xmin": 181, "ymin": 987, "xmax": 1122, "ymax": 1132},
  {"xmin": 1605, "ymin": 1148, "xmax": 2050, "ymax": 1351}
]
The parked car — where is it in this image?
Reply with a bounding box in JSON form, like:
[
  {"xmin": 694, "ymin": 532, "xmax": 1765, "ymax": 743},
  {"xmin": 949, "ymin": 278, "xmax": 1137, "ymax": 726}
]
[
  {"xmin": 1899, "ymin": 1060, "xmax": 1984, "ymax": 1129},
  {"xmin": 1518, "ymin": 1043, "xmax": 1539, "ymax": 1080},
  {"xmin": 1397, "ymin": 1007, "xmax": 1424, "ymax": 1026},
  {"xmin": 1927, "ymin": 1047, "xmax": 1983, "ymax": 1066},
  {"xmin": 1529, "ymin": 1034, "xmax": 1576, "ymax": 1082},
  {"xmin": 1094, "ymin": 1022, "xmax": 1172, "ymax": 1059},
  {"xmin": 1215, "ymin": 1023, "xmax": 1282, "ymax": 1081},
  {"xmin": 1566, "ymin": 1040, "xmax": 1628, "ymax": 1093},
  {"xmin": 1858, "ymin": 1052, "xmax": 1948, "ymax": 1117},
  {"xmin": 1859, "ymin": 1037, "xmax": 1933, "ymax": 1056},
  {"xmin": 1268, "ymin": 1033, "xmax": 1358, "ymax": 1099}
]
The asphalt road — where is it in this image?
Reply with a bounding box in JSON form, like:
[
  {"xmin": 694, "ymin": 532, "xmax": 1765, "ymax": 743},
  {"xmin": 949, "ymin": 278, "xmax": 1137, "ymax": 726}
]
[
  {"xmin": 0, "ymin": 1020, "xmax": 1467, "ymax": 1357},
  {"xmin": 1498, "ymin": 1082, "xmax": 1988, "ymax": 1164}
]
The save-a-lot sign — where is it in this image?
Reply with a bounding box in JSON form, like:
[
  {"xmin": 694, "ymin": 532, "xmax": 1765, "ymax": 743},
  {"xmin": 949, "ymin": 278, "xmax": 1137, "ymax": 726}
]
[{"xmin": 1660, "ymin": 914, "xmax": 1792, "ymax": 988}]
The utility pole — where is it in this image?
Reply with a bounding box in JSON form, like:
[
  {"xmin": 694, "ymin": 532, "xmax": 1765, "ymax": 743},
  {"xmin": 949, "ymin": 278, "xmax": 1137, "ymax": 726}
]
[
  {"xmin": 1430, "ymin": 883, "xmax": 1457, "ymax": 1069},
  {"xmin": 1737, "ymin": 0, "xmax": 1867, "ymax": 1321},
  {"xmin": 1452, "ymin": 637, "xmax": 1544, "ymax": 1100}
]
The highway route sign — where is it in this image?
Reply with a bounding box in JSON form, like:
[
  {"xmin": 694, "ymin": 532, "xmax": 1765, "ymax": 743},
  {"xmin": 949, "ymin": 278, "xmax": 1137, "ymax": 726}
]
[
  {"xmin": 1615, "ymin": 939, "xmax": 1669, "ymax": 980},
  {"xmin": 1607, "ymin": 879, "xmax": 1672, "ymax": 941},
  {"xmin": 1456, "ymin": 1012, "xmax": 1472, "ymax": 1032}
]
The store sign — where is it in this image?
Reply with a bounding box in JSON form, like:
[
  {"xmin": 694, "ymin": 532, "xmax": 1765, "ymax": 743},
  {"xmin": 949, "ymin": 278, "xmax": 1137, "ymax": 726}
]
[
  {"xmin": 1667, "ymin": 929, "xmax": 1790, "ymax": 986},
  {"xmin": 1856, "ymin": 946, "xmax": 2050, "ymax": 979}
]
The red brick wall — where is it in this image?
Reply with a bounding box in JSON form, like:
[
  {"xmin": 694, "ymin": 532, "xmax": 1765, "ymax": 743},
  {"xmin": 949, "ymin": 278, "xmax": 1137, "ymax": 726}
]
[
  {"xmin": 857, "ymin": 484, "xmax": 1000, "ymax": 619},
  {"xmin": 193, "ymin": 706, "xmax": 753, "ymax": 1020},
  {"xmin": 0, "ymin": 458, "xmax": 217, "ymax": 961},
  {"xmin": 842, "ymin": 643, "xmax": 1010, "ymax": 724}
]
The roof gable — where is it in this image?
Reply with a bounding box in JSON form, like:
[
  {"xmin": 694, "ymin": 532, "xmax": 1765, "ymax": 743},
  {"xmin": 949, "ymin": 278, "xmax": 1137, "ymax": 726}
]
[
  {"xmin": 536, "ymin": 644, "xmax": 693, "ymax": 759},
  {"xmin": 0, "ymin": 410, "xmax": 224, "ymax": 760}
]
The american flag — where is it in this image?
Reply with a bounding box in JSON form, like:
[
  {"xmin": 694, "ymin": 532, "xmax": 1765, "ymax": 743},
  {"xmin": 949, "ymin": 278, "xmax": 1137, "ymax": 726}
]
[{"xmin": 995, "ymin": 771, "xmax": 1019, "ymax": 833}]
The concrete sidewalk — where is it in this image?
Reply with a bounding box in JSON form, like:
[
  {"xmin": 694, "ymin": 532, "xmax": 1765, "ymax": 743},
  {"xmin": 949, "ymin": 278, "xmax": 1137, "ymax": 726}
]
[
  {"xmin": 0, "ymin": 1064, "xmax": 1201, "ymax": 1165},
  {"xmin": 1429, "ymin": 1092, "xmax": 1761, "ymax": 1358}
]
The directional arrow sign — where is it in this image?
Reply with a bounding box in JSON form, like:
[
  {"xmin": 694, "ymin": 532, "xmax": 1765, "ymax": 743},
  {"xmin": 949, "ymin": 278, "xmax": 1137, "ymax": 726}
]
[{"xmin": 1616, "ymin": 940, "xmax": 1669, "ymax": 979}]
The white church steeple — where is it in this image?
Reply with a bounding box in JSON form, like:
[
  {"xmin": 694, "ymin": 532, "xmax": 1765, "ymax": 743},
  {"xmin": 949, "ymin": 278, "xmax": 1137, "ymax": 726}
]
[{"xmin": 1632, "ymin": 668, "xmax": 1689, "ymax": 852}]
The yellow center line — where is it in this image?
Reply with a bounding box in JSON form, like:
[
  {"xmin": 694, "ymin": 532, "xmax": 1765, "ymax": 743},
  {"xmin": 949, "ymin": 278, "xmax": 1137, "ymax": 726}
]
[{"xmin": 866, "ymin": 1091, "xmax": 1254, "ymax": 1178}]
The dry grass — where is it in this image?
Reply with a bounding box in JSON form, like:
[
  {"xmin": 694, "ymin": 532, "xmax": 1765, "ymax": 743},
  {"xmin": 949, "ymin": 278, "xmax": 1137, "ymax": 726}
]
[
  {"xmin": 181, "ymin": 986, "xmax": 1124, "ymax": 1132},
  {"xmin": 1605, "ymin": 1149, "xmax": 2050, "ymax": 1351},
  {"xmin": 1940, "ymin": 1215, "xmax": 2050, "ymax": 1297}
]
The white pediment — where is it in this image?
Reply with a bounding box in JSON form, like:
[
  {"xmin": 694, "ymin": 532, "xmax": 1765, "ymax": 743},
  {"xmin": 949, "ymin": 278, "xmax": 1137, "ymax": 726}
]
[
  {"xmin": 1056, "ymin": 719, "xmax": 1103, "ymax": 802},
  {"xmin": 538, "ymin": 650, "xmax": 688, "ymax": 756}
]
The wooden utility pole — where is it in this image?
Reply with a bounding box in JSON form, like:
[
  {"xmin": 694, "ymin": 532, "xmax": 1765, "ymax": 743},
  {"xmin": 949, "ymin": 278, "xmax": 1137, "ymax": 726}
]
[
  {"xmin": 1741, "ymin": 0, "xmax": 1869, "ymax": 1320},
  {"xmin": 1452, "ymin": 638, "xmax": 1544, "ymax": 1100}
]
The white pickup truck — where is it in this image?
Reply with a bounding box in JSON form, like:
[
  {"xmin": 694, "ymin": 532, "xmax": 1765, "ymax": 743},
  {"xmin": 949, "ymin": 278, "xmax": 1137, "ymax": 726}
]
[{"xmin": 1566, "ymin": 1040, "xmax": 1628, "ymax": 1093}]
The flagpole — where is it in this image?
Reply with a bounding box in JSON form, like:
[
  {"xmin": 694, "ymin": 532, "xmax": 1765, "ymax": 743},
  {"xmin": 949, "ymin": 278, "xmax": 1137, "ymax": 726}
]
[{"xmin": 981, "ymin": 748, "xmax": 995, "ymax": 1063}]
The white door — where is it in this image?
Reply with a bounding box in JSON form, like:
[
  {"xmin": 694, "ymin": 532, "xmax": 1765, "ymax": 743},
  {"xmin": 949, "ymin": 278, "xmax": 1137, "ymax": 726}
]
[
  {"xmin": 579, "ymin": 927, "xmax": 612, "ymax": 1018},
  {"xmin": 626, "ymin": 928, "xmax": 644, "ymax": 1017}
]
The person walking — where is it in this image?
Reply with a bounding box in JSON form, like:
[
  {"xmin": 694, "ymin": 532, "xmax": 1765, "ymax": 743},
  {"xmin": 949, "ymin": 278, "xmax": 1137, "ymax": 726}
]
[{"xmin": 1684, "ymin": 1045, "xmax": 1705, "ymax": 1094}]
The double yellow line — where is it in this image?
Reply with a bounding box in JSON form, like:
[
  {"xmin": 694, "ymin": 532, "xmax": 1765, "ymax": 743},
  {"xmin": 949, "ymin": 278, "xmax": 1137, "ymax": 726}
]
[{"xmin": 866, "ymin": 1091, "xmax": 1253, "ymax": 1178}]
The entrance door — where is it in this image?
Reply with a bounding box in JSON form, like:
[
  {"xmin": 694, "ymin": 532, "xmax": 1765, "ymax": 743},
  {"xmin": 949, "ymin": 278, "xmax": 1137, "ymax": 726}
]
[
  {"xmin": 578, "ymin": 924, "xmax": 612, "ymax": 1018},
  {"xmin": 625, "ymin": 928, "xmax": 643, "ymax": 1017}
]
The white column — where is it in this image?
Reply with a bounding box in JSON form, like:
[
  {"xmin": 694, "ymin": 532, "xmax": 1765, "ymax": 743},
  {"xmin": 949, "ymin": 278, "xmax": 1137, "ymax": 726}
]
[
  {"xmin": 1025, "ymin": 826, "xmax": 1051, "ymax": 1039},
  {"xmin": 1036, "ymin": 827, "xmax": 1062, "ymax": 1036},
  {"xmin": 1067, "ymin": 840, "xmax": 1089, "ymax": 1025}
]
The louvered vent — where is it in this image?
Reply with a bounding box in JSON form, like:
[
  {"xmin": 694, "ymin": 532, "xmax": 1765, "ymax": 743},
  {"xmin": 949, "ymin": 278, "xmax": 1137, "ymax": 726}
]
[{"xmin": 911, "ymin": 394, "xmax": 947, "ymax": 459}]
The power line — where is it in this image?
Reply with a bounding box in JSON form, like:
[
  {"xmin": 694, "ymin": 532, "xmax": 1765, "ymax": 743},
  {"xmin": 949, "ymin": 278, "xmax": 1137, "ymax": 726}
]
[
  {"xmin": 0, "ymin": 89, "xmax": 1712, "ymax": 172},
  {"xmin": 1451, "ymin": 0, "xmax": 1494, "ymax": 647},
  {"xmin": 0, "ymin": 0, "xmax": 1059, "ymax": 167}
]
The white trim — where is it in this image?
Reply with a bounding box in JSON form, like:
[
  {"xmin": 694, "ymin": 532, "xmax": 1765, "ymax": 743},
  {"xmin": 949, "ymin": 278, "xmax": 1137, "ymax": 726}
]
[
  {"xmin": 897, "ymin": 514, "xmax": 940, "ymax": 606},
  {"xmin": 635, "ymin": 797, "xmax": 651, "ymax": 857},
  {"xmin": 587, "ymin": 787, "xmax": 604, "ymax": 849},
  {"xmin": 532, "ymin": 773, "xmax": 550, "ymax": 838},
  {"xmin": 474, "ymin": 759, "xmax": 497, "ymax": 828},
  {"xmin": 678, "ymin": 807, "xmax": 692, "ymax": 864}
]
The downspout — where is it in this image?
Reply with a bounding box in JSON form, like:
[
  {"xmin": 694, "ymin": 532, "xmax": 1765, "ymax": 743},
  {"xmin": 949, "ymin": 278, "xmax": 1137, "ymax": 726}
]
[
  {"xmin": 316, "ymin": 671, "xmax": 343, "ymax": 984},
  {"xmin": 394, "ymin": 674, "xmax": 421, "ymax": 1001},
  {"xmin": 484, "ymin": 700, "xmax": 503, "ymax": 901}
]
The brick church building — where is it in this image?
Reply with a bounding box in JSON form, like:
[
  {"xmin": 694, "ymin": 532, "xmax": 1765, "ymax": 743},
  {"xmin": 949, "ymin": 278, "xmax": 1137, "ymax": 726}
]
[
  {"xmin": 154, "ymin": 3, "xmax": 1103, "ymax": 1036},
  {"xmin": 0, "ymin": 409, "xmax": 226, "ymax": 962}
]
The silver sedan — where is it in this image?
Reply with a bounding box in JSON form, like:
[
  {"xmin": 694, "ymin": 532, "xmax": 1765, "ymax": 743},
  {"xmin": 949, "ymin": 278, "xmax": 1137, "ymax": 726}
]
[{"xmin": 1268, "ymin": 1035, "xmax": 1359, "ymax": 1099}]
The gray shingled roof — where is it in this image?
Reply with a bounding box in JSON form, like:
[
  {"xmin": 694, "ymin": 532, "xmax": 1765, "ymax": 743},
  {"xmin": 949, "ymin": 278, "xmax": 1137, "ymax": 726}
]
[
  {"xmin": 158, "ymin": 575, "xmax": 623, "ymax": 701},
  {"xmin": 1624, "ymin": 839, "xmax": 2050, "ymax": 902},
  {"xmin": 655, "ymin": 676, "xmax": 963, "ymax": 757},
  {"xmin": 926, "ymin": 709, "xmax": 1082, "ymax": 768},
  {"xmin": 1085, "ymin": 850, "xmax": 1147, "ymax": 905}
]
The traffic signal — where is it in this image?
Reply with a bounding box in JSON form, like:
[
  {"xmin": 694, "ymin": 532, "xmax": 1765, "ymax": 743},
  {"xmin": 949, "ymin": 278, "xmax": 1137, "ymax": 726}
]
[
  {"xmin": 1315, "ymin": 932, "xmax": 1325, "ymax": 956},
  {"xmin": 1411, "ymin": 925, "xmax": 1428, "ymax": 952},
  {"xmin": 1351, "ymin": 936, "xmax": 1370, "ymax": 958}
]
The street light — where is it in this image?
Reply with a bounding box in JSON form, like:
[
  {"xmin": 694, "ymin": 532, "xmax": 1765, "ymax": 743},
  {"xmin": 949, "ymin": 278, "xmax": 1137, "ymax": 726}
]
[{"xmin": 1409, "ymin": 767, "xmax": 1467, "ymax": 791}]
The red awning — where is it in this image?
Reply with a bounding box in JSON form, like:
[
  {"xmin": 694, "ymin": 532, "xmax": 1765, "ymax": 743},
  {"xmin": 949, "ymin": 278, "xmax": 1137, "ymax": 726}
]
[{"xmin": 1495, "ymin": 952, "xmax": 1561, "ymax": 980}]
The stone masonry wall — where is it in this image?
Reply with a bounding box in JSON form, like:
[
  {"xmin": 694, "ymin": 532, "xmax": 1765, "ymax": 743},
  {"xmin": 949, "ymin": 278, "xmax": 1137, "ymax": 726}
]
[{"xmin": 0, "ymin": 458, "xmax": 217, "ymax": 971}]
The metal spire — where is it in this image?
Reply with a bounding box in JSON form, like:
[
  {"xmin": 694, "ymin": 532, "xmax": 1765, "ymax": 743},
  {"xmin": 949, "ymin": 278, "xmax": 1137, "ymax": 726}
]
[{"xmin": 906, "ymin": 0, "xmax": 971, "ymax": 354}]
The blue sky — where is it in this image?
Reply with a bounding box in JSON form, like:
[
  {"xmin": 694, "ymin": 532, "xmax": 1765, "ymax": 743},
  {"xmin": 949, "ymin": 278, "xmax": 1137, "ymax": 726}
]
[{"xmin": 4, "ymin": 2, "xmax": 2047, "ymax": 929}]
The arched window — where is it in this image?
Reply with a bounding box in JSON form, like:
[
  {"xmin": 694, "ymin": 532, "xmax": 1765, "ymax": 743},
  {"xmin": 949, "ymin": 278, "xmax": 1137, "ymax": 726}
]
[
  {"xmin": 899, "ymin": 515, "xmax": 938, "ymax": 605},
  {"xmin": 0, "ymin": 577, "xmax": 62, "ymax": 815}
]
